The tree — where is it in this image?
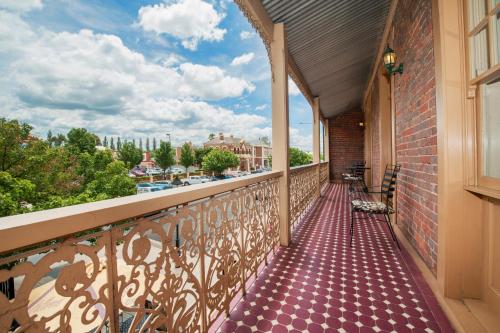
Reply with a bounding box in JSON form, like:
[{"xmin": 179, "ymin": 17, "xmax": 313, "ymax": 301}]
[
  {"xmin": 47, "ymin": 130, "xmax": 53, "ymax": 146},
  {"xmin": 53, "ymin": 133, "xmax": 66, "ymax": 147},
  {"xmin": 117, "ymin": 137, "xmax": 122, "ymax": 150},
  {"xmin": 139, "ymin": 138, "xmax": 143, "ymax": 151},
  {"xmin": 208, "ymin": 133, "xmax": 215, "ymax": 140},
  {"xmin": 154, "ymin": 141, "xmax": 175, "ymax": 178},
  {"xmin": 194, "ymin": 147, "xmax": 212, "ymax": 166},
  {"xmin": 152, "ymin": 137, "xmax": 157, "ymax": 151},
  {"xmin": 179, "ymin": 143, "xmax": 194, "ymax": 175},
  {"xmin": 118, "ymin": 142, "xmax": 143, "ymax": 169},
  {"xmin": 110, "ymin": 137, "xmax": 115, "ymax": 150},
  {"xmin": 0, "ymin": 172, "xmax": 35, "ymax": 217},
  {"xmin": 260, "ymin": 136, "xmax": 270, "ymax": 145},
  {"xmin": 0, "ymin": 118, "xmax": 32, "ymax": 172},
  {"xmin": 146, "ymin": 137, "xmax": 150, "ymax": 152},
  {"xmin": 202, "ymin": 149, "xmax": 239, "ymax": 175},
  {"xmin": 86, "ymin": 161, "xmax": 136, "ymax": 198},
  {"xmin": 66, "ymin": 128, "xmax": 97, "ymax": 154},
  {"xmin": 132, "ymin": 138, "xmax": 136, "ymax": 147},
  {"xmin": 103, "ymin": 136, "xmax": 108, "ymax": 148},
  {"xmin": 289, "ymin": 147, "xmax": 312, "ymax": 167}
]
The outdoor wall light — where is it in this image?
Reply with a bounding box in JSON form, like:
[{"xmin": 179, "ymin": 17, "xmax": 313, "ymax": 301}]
[{"xmin": 383, "ymin": 45, "xmax": 403, "ymax": 75}]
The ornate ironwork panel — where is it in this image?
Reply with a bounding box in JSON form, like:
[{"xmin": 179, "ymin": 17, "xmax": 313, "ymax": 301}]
[
  {"xmin": 289, "ymin": 164, "xmax": 320, "ymax": 229},
  {"xmin": 0, "ymin": 176, "xmax": 280, "ymax": 333}
]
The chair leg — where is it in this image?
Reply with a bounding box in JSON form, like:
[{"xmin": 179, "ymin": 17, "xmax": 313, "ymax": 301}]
[
  {"xmin": 350, "ymin": 211, "xmax": 355, "ymax": 247},
  {"xmin": 384, "ymin": 214, "xmax": 400, "ymax": 249}
]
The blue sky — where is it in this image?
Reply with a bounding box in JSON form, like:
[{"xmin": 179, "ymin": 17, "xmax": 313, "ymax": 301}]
[{"xmin": 0, "ymin": 0, "xmax": 313, "ymax": 150}]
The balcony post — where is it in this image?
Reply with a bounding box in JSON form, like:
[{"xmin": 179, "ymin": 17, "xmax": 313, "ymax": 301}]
[
  {"xmin": 312, "ymin": 97, "xmax": 320, "ymax": 164},
  {"xmin": 313, "ymin": 97, "xmax": 321, "ymax": 197},
  {"xmin": 324, "ymin": 118, "xmax": 330, "ymax": 182},
  {"xmin": 271, "ymin": 22, "xmax": 290, "ymax": 246}
]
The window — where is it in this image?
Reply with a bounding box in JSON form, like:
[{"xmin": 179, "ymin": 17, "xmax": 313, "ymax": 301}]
[
  {"xmin": 481, "ymin": 79, "xmax": 500, "ymax": 178},
  {"xmin": 467, "ymin": 0, "xmax": 500, "ymax": 187}
]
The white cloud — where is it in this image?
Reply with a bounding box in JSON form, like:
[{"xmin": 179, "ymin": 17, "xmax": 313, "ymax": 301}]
[
  {"xmin": 288, "ymin": 77, "xmax": 301, "ymax": 96},
  {"xmin": 239, "ymin": 30, "xmax": 255, "ymax": 40},
  {"xmin": 0, "ymin": 10, "xmax": 263, "ymax": 147},
  {"xmin": 289, "ymin": 127, "xmax": 312, "ymax": 152},
  {"xmin": 0, "ymin": 0, "xmax": 42, "ymax": 13},
  {"xmin": 179, "ymin": 63, "xmax": 255, "ymax": 99},
  {"xmin": 138, "ymin": 0, "xmax": 226, "ymax": 50},
  {"xmin": 230, "ymin": 52, "xmax": 255, "ymax": 66},
  {"xmin": 255, "ymin": 104, "xmax": 267, "ymax": 111}
]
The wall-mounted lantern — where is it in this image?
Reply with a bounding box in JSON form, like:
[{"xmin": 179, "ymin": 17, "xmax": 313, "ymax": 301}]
[{"xmin": 383, "ymin": 45, "xmax": 403, "ymax": 75}]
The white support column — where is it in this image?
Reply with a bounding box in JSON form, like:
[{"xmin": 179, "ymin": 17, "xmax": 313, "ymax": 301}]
[
  {"xmin": 312, "ymin": 97, "xmax": 321, "ymax": 164},
  {"xmin": 271, "ymin": 22, "xmax": 290, "ymax": 246},
  {"xmin": 313, "ymin": 97, "xmax": 321, "ymax": 196},
  {"xmin": 323, "ymin": 119, "xmax": 330, "ymax": 163},
  {"xmin": 324, "ymin": 118, "xmax": 330, "ymax": 182}
]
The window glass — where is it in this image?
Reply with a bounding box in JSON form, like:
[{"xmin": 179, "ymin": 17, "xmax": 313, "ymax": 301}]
[
  {"xmin": 493, "ymin": 0, "xmax": 500, "ymax": 7},
  {"xmin": 469, "ymin": 0, "xmax": 487, "ymax": 29},
  {"xmin": 496, "ymin": 13, "xmax": 500, "ymax": 64},
  {"xmin": 470, "ymin": 28, "xmax": 489, "ymax": 78},
  {"xmin": 483, "ymin": 79, "xmax": 500, "ymax": 178}
]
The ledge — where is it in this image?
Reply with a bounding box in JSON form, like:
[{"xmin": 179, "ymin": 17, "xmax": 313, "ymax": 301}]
[
  {"xmin": 0, "ymin": 171, "xmax": 283, "ymax": 254},
  {"xmin": 464, "ymin": 185, "xmax": 500, "ymax": 201}
]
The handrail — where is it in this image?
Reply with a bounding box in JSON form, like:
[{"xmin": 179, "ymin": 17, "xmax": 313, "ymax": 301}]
[
  {"xmin": 0, "ymin": 171, "xmax": 283, "ymax": 254},
  {"xmin": 290, "ymin": 162, "xmax": 318, "ymax": 173}
]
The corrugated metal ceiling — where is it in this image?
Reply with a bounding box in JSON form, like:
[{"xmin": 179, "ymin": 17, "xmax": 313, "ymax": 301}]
[{"xmin": 261, "ymin": 0, "xmax": 390, "ymax": 117}]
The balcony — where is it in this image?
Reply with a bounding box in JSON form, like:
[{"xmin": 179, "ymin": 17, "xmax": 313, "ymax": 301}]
[{"xmin": 0, "ymin": 162, "xmax": 454, "ymax": 333}]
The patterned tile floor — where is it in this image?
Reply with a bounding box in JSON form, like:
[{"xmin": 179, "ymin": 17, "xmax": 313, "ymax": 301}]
[{"xmin": 217, "ymin": 184, "xmax": 454, "ymax": 333}]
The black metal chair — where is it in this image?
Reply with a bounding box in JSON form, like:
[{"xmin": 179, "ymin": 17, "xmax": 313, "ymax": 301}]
[
  {"xmin": 349, "ymin": 164, "xmax": 401, "ymax": 249},
  {"xmin": 342, "ymin": 161, "xmax": 367, "ymax": 193}
]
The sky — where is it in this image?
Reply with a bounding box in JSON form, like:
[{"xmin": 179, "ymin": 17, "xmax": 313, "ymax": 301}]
[{"xmin": 0, "ymin": 0, "xmax": 313, "ymax": 151}]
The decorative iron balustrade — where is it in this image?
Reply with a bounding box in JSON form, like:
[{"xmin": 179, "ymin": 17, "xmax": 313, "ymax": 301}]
[
  {"xmin": 320, "ymin": 161, "xmax": 329, "ymax": 191},
  {"xmin": 289, "ymin": 164, "xmax": 320, "ymax": 229},
  {"xmin": 0, "ymin": 173, "xmax": 281, "ymax": 333}
]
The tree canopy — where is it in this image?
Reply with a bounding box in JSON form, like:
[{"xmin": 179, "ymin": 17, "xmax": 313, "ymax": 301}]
[
  {"xmin": 179, "ymin": 143, "xmax": 194, "ymax": 171},
  {"xmin": 118, "ymin": 142, "xmax": 143, "ymax": 169},
  {"xmin": 66, "ymin": 128, "xmax": 97, "ymax": 154},
  {"xmin": 0, "ymin": 118, "xmax": 136, "ymax": 217},
  {"xmin": 202, "ymin": 149, "xmax": 239, "ymax": 175},
  {"xmin": 289, "ymin": 147, "xmax": 312, "ymax": 167},
  {"xmin": 194, "ymin": 147, "xmax": 212, "ymax": 166},
  {"xmin": 155, "ymin": 141, "xmax": 175, "ymax": 173}
]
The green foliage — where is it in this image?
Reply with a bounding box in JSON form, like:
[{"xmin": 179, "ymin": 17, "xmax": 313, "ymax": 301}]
[
  {"xmin": 154, "ymin": 141, "xmax": 175, "ymax": 173},
  {"xmin": 289, "ymin": 147, "xmax": 312, "ymax": 167},
  {"xmin": 0, "ymin": 172, "xmax": 35, "ymax": 216},
  {"xmin": 86, "ymin": 161, "xmax": 135, "ymax": 198},
  {"xmin": 0, "ymin": 118, "xmax": 138, "ymax": 217},
  {"xmin": 208, "ymin": 133, "xmax": 215, "ymax": 140},
  {"xmin": 179, "ymin": 143, "xmax": 194, "ymax": 170},
  {"xmin": 0, "ymin": 118, "xmax": 32, "ymax": 172},
  {"xmin": 194, "ymin": 147, "xmax": 213, "ymax": 166},
  {"xmin": 66, "ymin": 128, "xmax": 97, "ymax": 154},
  {"xmin": 118, "ymin": 142, "xmax": 143, "ymax": 169},
  {"xmin": 202, "ymin": 149, "xmax": 239, "ymax": 175}
]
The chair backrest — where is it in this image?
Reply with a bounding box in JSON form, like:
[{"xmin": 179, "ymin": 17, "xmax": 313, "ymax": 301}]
[
  {"xmin": 380, "ymin": 164, "xmax": 401, "ymax": 209},
  {"xmin": 352, "ymin": 161, "xmax": 366, "ymax": 178}
]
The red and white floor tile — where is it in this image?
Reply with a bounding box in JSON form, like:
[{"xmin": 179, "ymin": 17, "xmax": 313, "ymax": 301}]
[{"xmin": 217, "ymin": 184, "xmax": 454, "ymax": 333}]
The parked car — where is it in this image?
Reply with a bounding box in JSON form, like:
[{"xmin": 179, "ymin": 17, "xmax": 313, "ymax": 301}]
[
  {"xmin": 154, "ymin": 181, "xmax": 173, "ymax": 189},
  {"xmin": 171, "ymin": 176, "xmax": 183, "ymax": 187},
  {"xmin": 136, "ymin": 182, "xmax": 165, "ymax": 194},
  {"xmin": 181, "ymin": 175, "xmax": 210, "ymax": 186},
  {"xmin": 130, "ymin": 167, "xmax": 145, "ymax": 177},
  {"xmin": 146, "ymin": 167, "xmax": 163, "ymax": 175},
  {"xmin": 168, "ymin": 167, "xmax": 184, "ymax": 175}
]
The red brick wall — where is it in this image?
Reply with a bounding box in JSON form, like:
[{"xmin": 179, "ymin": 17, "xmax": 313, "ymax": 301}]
[
  {"xmin": 328, "ymin": 110, "xmax": 364, "ymax": 181},
  {"xmin": 394, "ymin": 0, "xmax": 438, "ymax": 274}
]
